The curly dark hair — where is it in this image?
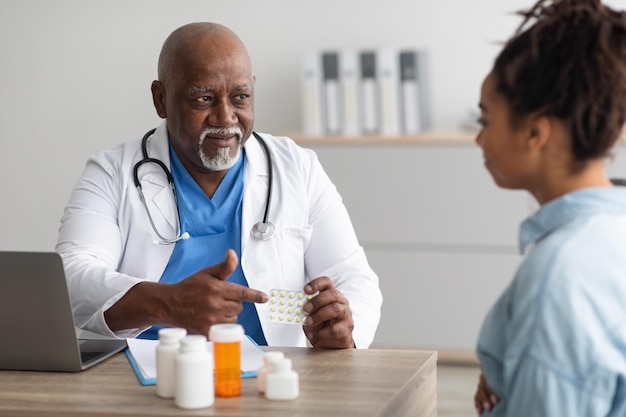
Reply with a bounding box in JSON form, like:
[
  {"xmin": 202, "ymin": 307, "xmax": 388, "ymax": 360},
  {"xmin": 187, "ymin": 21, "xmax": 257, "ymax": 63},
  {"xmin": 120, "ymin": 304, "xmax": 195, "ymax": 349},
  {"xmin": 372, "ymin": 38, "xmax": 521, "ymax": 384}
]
[{"xmin": 492, "ymin": 0, "xmax": 626, "ymax": 161}]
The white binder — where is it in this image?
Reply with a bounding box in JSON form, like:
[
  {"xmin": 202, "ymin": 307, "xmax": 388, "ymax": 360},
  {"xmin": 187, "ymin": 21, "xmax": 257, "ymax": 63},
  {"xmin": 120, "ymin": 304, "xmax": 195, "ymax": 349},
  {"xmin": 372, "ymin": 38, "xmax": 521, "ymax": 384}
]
[
  {"xmin": 400, "ymin": 49, "xmax": 431, "ymax": 134},
  {"xmin": 359, "ymin": 51, "xmax": 379, "ymax": 134},
  {"xmin": 339, "ymin": 49, "xmax": 360, "ymax": 136},
  {"xmin": 301, "ymin": 51, "xmax": 324, "ymax": 135},
  {"xmin": 322, "ymin": 51, "xmax": 341, "ymax": 135},
  {"xmin": 376, "ymin": 47, "xmax": 401, "ymax": 136}
]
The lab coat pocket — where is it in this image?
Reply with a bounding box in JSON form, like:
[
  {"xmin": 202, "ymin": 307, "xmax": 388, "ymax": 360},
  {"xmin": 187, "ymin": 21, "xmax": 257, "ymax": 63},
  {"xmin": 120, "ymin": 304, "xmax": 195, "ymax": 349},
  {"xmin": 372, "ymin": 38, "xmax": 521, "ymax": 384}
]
[
  {"xmin": 273, "ymin": 226, "xmax": 313, "ymax": 288},
  {"xmin": 243, "ymin": 225, "xmax": 312, "ymax": 294}
]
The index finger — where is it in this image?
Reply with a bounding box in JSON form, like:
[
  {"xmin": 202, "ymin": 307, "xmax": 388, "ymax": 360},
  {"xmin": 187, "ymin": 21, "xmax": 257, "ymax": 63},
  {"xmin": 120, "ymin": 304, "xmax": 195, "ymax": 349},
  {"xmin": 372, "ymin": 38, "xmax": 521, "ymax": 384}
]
[{"xmin": 222, "ymin": 281, "xmax": 268, "ymax": 304}]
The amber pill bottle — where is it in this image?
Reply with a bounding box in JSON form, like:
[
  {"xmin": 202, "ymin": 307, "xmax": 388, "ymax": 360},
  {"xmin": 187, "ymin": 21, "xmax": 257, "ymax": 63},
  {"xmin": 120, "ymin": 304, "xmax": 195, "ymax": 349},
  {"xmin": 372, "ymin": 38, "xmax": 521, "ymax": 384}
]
[{"xmin": 209, "ymin": 323, "xmax": 244, "ymax": 397}]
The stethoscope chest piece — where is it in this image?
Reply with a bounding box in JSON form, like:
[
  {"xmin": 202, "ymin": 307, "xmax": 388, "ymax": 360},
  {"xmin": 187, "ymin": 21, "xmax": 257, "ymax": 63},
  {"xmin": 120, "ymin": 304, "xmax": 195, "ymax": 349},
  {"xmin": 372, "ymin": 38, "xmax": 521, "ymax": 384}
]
[{"xmin": 251, "ymin": 221, "xmax": 276, "ymax": 240}]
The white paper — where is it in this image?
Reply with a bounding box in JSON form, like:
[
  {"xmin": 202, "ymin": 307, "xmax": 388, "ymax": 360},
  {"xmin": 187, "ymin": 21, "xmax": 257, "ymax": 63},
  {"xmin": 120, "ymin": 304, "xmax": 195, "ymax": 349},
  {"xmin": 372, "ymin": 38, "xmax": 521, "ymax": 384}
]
[{"xmin": 126, "ymin": 336, "xmax": 265, "ymax": 380}]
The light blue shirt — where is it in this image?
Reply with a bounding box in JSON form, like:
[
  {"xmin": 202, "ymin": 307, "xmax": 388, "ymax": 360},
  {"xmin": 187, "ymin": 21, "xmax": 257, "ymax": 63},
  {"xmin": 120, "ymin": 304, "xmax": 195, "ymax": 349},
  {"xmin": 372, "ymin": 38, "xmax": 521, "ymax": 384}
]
[{"xmin": 477, "ymin": 187, "xmax": 626, "ymax": 417}]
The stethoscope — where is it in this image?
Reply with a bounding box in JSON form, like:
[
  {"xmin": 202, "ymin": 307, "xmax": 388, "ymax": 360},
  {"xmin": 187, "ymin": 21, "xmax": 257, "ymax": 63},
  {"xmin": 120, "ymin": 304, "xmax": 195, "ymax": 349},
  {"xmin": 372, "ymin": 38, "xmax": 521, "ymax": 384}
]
[{"xmin": 133, "ymin": 128, "xmax": 276, "ymax": 245}]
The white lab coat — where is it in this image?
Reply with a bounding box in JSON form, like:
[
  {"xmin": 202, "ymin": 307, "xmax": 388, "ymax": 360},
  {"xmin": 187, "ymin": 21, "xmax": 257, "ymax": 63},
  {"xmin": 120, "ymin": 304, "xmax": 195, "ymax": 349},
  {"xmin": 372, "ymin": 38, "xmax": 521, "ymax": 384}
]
[{"xmin": 56, "ymin": 121, "xmax": 382, "ymax": 348}]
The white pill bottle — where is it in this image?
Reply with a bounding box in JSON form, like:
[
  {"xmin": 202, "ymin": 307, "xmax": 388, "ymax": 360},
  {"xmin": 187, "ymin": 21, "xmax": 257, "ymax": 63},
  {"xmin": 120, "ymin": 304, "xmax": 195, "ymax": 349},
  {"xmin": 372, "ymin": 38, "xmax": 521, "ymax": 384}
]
[
  {"xmin": 257, "ymin": 351, "xmax": 285, "ymax": 393},
  {"xmin": 175, "ymin": 335, "xmax": 215, "ymax": 409},
  {"xmin": 156, "ymin": 327, "xmax": 187, "ymax": 398},
  {"xmin": 265, "ymin": 357, "xmax": 299, "ymax": 400}
]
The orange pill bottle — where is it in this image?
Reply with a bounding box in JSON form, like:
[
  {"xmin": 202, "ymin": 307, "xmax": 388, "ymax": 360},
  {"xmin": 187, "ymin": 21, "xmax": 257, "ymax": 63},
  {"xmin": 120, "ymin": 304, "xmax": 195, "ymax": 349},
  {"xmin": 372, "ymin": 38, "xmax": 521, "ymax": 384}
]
[{"xmin": 209, "ymin": 323, "xmax": 244, "ymax": 397}]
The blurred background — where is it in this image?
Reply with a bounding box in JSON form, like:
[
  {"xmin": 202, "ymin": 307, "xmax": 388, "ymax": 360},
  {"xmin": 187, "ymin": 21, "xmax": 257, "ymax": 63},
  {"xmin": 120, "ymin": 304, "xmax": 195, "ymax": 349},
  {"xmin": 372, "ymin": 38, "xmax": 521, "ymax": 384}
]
[{"xmin": 0, "ymin": 0, "xmax": 538, "ymax": 252}]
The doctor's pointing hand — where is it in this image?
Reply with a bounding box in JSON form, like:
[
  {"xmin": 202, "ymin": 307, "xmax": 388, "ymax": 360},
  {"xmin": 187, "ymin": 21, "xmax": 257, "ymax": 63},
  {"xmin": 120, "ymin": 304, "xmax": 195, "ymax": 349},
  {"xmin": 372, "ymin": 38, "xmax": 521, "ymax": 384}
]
[{"xmin": 104, "ymin": 250, "xmax": 269, "ymax": 336}]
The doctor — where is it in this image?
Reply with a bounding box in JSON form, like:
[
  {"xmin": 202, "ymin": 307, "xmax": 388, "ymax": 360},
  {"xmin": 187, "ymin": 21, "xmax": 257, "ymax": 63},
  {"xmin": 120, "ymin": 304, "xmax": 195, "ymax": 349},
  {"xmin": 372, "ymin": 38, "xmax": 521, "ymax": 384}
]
[{"xmin": 56, "ymin": 22, "xmax": 382, "ymax": 349}]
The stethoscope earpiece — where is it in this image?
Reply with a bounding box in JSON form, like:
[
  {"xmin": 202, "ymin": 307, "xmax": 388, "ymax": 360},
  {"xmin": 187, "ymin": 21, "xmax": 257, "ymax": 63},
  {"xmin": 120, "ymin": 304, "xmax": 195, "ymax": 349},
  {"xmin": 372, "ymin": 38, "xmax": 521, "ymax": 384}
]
[{"xmin": 251, "ymin": 221, "xmax": 276, "ymax": 241}]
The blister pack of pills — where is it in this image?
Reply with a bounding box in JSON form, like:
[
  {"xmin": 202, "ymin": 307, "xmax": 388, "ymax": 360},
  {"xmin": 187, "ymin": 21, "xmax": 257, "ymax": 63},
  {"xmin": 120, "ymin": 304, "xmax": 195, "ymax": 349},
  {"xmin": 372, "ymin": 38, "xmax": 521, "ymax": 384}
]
[{"xmin": 267, "ymin": 289, "xmax": 314, "ymax": 324}]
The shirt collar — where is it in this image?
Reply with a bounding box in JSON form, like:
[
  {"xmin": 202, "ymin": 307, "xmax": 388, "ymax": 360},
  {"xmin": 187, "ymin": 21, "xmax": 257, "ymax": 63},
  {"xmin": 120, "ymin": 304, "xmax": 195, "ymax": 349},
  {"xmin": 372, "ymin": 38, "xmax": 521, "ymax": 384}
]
[{"xmin": 519, "ymin": 187, "xmax": 626, "ymax": 253}]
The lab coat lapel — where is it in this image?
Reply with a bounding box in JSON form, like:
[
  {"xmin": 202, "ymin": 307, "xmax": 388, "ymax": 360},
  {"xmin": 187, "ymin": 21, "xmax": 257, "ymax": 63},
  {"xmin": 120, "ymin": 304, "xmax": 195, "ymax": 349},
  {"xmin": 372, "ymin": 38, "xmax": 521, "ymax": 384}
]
[
  {"xmin": 138, "ymin": 121, "xmax": 180, "ymax": 235},
  {"xmin": 241, "ymin": 133, "xmax": 271, "ymax": 259}
]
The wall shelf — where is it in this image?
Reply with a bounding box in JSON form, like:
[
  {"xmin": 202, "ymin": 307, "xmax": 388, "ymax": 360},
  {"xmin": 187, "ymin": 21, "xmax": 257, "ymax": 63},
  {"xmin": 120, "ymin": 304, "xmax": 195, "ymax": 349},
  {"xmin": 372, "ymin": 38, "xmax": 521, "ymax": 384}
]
[{"xmin": 286, "ymin": 130, "xmax": 478, "ymax": 145}]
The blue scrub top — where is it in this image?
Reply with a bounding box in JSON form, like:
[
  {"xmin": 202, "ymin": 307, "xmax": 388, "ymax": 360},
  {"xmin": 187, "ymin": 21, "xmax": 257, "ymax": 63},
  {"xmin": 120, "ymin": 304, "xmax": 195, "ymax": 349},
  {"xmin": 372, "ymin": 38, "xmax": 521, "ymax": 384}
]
[{"xmin": 138, "ymin": 142, "xmax": 267, "ymax": 345}]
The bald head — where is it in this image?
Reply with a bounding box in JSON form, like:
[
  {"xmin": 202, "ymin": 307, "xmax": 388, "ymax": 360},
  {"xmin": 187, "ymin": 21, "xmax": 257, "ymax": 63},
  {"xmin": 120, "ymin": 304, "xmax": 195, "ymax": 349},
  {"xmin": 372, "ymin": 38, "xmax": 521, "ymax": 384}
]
[
  {"xmin": 150, "ymin": 22, "xmax": 256, "ymax": 174},
  {"xmin": 157, "ymin": 22, "xmax": 252, "ymax": 86}
]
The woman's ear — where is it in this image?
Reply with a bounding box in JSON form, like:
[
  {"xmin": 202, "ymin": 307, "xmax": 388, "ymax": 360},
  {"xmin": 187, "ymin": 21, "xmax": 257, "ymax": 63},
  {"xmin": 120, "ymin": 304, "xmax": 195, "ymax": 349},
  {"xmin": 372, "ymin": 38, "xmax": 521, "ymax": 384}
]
[
  {"xmin": 525, "ymin": 113, "xmax": 551, "ymax": 151},
  {"xmin": 151, "ymin": 80, "xmax": 167, "ymax": 119}
]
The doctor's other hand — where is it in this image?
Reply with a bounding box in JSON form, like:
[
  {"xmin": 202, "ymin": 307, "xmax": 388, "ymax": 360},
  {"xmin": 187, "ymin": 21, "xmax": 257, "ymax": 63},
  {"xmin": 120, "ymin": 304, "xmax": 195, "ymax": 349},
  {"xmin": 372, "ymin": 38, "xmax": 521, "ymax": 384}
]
[
  {"xmin": 474, "ymin": 372, "xmax": 499, "ymax": 414},
  {"xmin": 167, "ymin": 249, "xmax": 268, "ymax": 335},
  {"xmin": 302, "ymin": 276, "xmax": 355, "ymax": 349}
]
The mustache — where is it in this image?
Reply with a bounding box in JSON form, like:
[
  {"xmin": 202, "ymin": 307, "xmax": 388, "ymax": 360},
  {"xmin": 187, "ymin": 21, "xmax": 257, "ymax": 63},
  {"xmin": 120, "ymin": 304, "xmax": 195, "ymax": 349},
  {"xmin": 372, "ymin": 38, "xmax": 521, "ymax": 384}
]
[{"xmin": 199, "ymin": 127, "xmax": 243, "ymax": 144}]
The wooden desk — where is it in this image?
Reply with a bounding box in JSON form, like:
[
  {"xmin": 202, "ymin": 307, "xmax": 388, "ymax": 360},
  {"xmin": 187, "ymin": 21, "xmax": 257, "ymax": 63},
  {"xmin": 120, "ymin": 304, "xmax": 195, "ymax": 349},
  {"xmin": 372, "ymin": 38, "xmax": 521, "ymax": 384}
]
[{"xmin": 0, "ymin": 347, "xmax": 437, "ymax": 417}]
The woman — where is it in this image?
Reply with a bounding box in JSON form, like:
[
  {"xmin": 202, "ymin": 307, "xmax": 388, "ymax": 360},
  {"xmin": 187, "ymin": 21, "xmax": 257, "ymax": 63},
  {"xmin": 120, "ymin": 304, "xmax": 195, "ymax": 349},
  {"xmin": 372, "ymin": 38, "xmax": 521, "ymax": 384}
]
[{"xmin": 474, "ymin": 0, "xmax": 626, "ymax": 416}]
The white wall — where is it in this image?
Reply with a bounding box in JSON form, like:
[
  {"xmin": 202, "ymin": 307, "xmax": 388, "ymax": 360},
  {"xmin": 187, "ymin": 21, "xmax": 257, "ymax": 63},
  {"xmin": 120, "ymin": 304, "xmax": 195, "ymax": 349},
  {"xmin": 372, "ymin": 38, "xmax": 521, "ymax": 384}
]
[
  {"xmin": 2, "ymin": 0, "xmax": 622, "ymax": 251},
  {"xmin": 0, "ymin": 0, "xmax": 530, "ymax": 251}
]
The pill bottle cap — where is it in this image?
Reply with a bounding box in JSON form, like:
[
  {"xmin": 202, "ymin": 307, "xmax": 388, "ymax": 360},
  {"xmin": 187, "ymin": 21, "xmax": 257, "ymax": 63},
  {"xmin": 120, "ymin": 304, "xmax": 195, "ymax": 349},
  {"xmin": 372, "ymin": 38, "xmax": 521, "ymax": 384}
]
[
  {"xmin": 179, "ymin": 335, "xmax": 208, "ymax": 353},
  {"xmin": 272, "ymin": 357, "xmax": 292, "ymax": 371},
  {"xmin": 209, "ymin": 323, "xmax": 244, "ymax": 343},
  {"xmin": 262, "ymin": 351, "xmax": 285, "ymax": 364},
  {"xmin": 158, "ymin": 327, "xmax": 187, "ymax": 342}
]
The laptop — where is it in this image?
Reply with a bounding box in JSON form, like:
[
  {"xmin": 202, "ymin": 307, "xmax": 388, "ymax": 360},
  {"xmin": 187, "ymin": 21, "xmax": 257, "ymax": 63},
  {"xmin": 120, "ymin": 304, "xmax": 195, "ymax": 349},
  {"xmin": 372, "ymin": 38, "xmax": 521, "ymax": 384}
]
[{"xmin": 0, "ymin": 251, "xmax": 127, "ymax": 372}]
